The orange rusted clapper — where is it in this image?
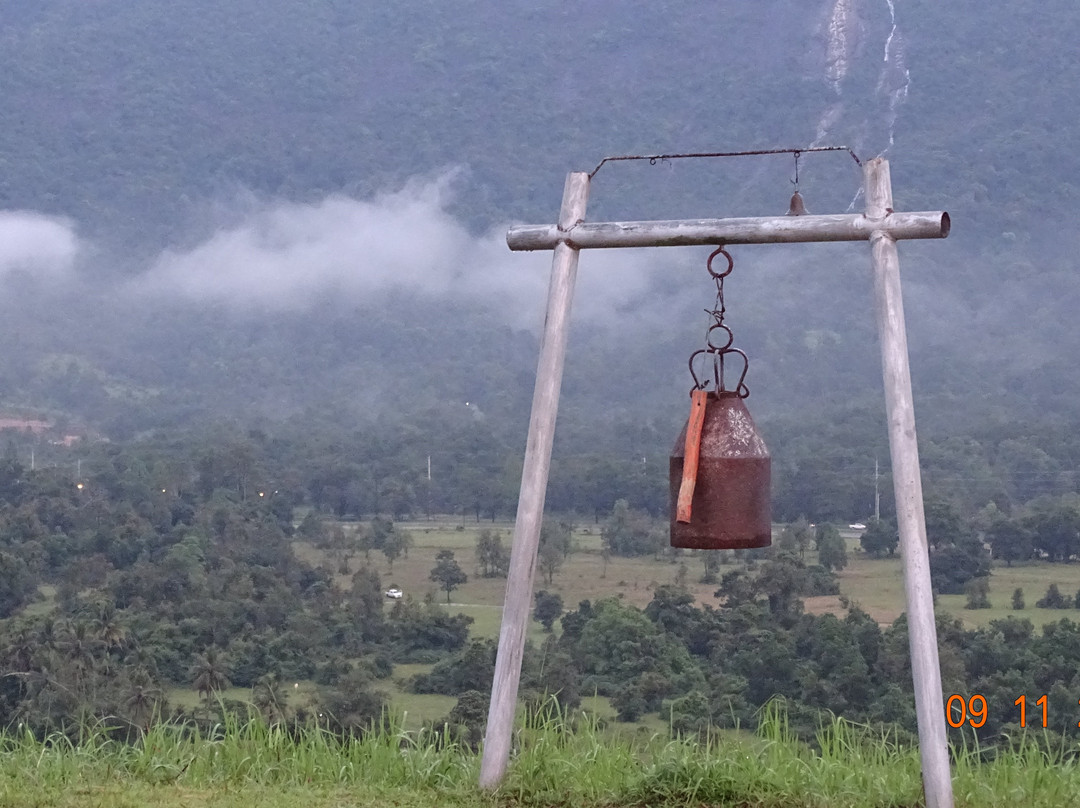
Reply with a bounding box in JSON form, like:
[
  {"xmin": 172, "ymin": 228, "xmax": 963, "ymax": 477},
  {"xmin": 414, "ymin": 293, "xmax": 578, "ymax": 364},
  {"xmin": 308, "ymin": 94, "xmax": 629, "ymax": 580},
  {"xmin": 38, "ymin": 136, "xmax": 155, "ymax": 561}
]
[{"xmin": 676, "ymin": 389, "xmax": 709, "ymax": 523}]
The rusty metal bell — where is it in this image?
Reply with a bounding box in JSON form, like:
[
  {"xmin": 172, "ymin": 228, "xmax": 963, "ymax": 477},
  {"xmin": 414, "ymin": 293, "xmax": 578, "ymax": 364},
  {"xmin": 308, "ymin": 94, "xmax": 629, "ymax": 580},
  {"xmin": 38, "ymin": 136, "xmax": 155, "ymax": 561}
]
[{"xmin": 669, "ymin": 390, "xmax": 771, "ymax": 550}]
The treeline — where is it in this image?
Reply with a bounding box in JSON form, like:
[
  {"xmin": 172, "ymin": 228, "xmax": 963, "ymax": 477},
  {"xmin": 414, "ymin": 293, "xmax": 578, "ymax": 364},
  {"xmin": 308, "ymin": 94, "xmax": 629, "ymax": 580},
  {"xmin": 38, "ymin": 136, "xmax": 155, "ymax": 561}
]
[
  {"xmin": 101, "ymin": 403, "xmax": 1080, "ymax": 530},
  {"xmin": 5, "ymin": 401, "xmax": 1080, "ymax": 561}
]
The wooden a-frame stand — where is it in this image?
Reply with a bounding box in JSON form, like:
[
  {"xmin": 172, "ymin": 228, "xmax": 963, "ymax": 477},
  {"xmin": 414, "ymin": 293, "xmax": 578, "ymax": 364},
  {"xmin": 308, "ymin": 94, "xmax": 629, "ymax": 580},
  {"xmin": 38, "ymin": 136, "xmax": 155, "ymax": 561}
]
[{"xmin": 479, "ymin": 157, "xmax": 954, "ymax": 808}]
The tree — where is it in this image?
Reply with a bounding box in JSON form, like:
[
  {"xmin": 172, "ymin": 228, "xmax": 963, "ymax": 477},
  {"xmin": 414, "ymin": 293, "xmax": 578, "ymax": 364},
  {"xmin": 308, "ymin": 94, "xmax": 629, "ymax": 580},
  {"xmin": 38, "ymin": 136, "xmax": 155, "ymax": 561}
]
[
  {"xmin": 123, "ymin": 670, "xmax": 164, "ymax": 730},
  {"xmin": 349, "ymin": 565, "xmax": 386, "ymax": 642},
  {"xmin": 190, "ymin": 648, "xmax": 230, "ymax": 712},
  {"xmin": 860, "ymin": 519, "xmax": 899, "ymax": 558},
  {"xmin": 442, "ymin": 690, "xmax": 488, "ymax": 749},
  {"xmin": 929, "ymin": 539, "xmax": 991, "ymax": 595},
  {"xmin": 540, "ymin": 520, "xmax": 574, "ymax": 559},
  {"xmin": 429, "ymin": 550, "xmax": 467, "ymax": 604},
  {"xmin": 252, "ymin": 673, "xmax": 288, "ymax": 724},
  {"xmin": 1026, "ymin": 497, "xmax": 1080, "ymax": 562},
  {"xmin": 411, "ymin": 638, "xmax": 496, "ymax": 694},
  {"xmin": 986, "ymin": 516, "xmax": 1033, "ymax": 567},
  {"xmin": 0, "ymin": 552, "xmax": 38, "ymax": 618},
  {"xmin": 674, "ymin": 562, "xmax": 688, "ymax": 588},
  {"xmin": 317, "ymin": 667, "xmax": 387, "ymax": 735},
  {"xmin": 57, "ymin": 620, "xmax": 103, "ymax": 699},
  {"xmin": 778, "ymin": 518, "xmax": 813, "ymax": 561},
  {"xmin": 526, "ymin": 635, "xmax": 581, "ymax": 712},
  {"xmin": 924, "ymin": 497, "xmax": 975, "ymax": 549},
  {"xmin": 534, "ymin": 590, "xmax": 563, "ymax": 631},
  {"xmin": 754, "ymin": 554, "xmax": 808, "ymax": 623},
  {"xmin": 602, "ymin": 499, "xmax": 664, "ymax": 557},
  {"xmin": 297, "ymin": 511, "xmax": 328, "ymax": 544},
  {"xmin": 964, "ymin": 577, "xmax": 991, "ymax": 609},
  {"xmin": 537, "ymin": 537, "xmax": 564, "ymax": 585},
  {"xmin": 699, "ymin": 550, "xmax": 721, "ymax": 584},
  {"xmin": 816, "ymin": 523, "xmax": 848, "ymax": 571},
  {"xmin": 1036, "ymin": 583, "xmax": 1072, "ymax": 609},
  {"xmin": 474, "ymin": 528, "xmax": 508, "ymax": 577},
  {"xmin": 1012, "ymin": 587, "xmax": 1025, "ymax": 610},
  {"xmin": 381, "ymin": 525, "xmax": 412, "ymax": 573}
]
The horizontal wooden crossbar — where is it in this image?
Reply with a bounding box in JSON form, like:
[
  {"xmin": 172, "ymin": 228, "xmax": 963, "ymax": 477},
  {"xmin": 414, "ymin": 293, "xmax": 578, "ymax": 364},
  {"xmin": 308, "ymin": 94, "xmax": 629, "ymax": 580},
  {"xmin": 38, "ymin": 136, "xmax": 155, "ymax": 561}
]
[{"xmin": 507, "ymin": 211, "xmax": 950, "ymax": 251}]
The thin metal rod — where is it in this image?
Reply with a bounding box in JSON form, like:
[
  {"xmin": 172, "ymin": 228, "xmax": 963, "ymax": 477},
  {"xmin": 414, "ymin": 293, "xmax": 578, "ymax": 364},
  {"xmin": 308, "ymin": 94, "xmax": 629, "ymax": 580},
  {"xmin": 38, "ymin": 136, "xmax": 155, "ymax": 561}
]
[
  {"xmin": 866, "ymin": 157, "xmax": 954, "ymax": 808},
  {"xmin": 508, "ymin": 210, "xmax": 949, "ymax": 251},
  {"xmin": 589, "ymin": 145, "xmax": 861, "ymax": 178},
  {"xmin": 479, "ymin": 171, "xmax": 590, "ymax": 789}
]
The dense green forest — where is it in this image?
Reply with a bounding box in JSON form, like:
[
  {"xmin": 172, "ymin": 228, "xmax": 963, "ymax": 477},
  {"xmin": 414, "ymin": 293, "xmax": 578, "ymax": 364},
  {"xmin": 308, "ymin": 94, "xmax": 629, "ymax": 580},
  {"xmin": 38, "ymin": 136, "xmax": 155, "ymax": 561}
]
[{"xmin": 0, "ymin": 429, "xmax": 1077, "ymax": 753}]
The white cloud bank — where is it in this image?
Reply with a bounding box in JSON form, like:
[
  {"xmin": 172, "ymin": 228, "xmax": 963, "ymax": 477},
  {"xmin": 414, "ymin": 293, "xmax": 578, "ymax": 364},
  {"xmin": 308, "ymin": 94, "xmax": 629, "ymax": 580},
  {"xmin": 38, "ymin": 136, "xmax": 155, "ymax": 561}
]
[
  {"xmin": 0, "ymin": 211, "xmax": 78, "ymax": 279},
  {"xmin": 130, "ymin": 174, "xmax": 683, "ymax": 328}
]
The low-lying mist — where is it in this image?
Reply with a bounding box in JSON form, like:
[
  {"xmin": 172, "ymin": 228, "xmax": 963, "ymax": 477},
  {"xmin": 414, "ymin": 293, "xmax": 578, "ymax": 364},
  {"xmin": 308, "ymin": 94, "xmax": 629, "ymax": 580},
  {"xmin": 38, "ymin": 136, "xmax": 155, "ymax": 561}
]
[{"xmin": 0, "ymin": 171, "xmax": 1072, "ymax": 445}]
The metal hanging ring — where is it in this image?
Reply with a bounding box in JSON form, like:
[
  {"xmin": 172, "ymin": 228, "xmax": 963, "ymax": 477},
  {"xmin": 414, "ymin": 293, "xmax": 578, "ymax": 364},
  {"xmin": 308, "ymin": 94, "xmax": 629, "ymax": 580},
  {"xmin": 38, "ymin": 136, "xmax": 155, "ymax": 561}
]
[
  {"xmin": 706, "ymin": 246, "xmax": 734, "ymax": 279},
  {"xmin": 706, "ymin": 323, "xmax": 734, "ymax": 352}
]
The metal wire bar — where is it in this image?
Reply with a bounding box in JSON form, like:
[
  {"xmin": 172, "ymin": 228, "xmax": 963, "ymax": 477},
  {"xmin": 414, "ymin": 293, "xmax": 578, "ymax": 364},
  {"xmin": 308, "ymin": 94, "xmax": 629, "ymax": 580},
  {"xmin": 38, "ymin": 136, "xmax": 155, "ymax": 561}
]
[{"xmin": 588, "ymin": 146, "xmax": 861, "ymax": 179}]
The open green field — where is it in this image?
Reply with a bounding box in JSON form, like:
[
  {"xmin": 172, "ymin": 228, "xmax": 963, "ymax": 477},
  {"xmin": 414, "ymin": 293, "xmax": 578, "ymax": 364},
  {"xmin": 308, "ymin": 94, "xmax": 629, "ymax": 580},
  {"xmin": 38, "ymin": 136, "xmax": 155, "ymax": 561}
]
[
  {"xmin": 297, "ymin": 521, "xmax": 1080, "ymax": 634},
  {"xmin": 816, "ymin": 535, "xmax": 1080, "ymax": 629}
]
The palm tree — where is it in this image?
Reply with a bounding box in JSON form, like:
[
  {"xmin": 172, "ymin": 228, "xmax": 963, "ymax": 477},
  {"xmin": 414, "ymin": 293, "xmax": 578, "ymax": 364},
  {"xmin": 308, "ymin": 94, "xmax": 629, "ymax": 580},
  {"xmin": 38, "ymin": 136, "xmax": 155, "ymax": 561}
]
[
  {"xmin": 57, "ymin": 620, "xmax": 104, "ymax": 701},
  {"xmin": 93, "ymin": 601, "xmax": 128, "ymax": 653},
  {"xmin": 251, "ymin": 674, "xmax": 287, "ymax": 724},
  {"xmin": 38, "ymin": 617, "xmax": 59, "ymax": 655},
  {"xmin": 190, "ymin": 648, "xmax": 230, "ymax": 714},
  {"xmin": 123, "ymin": 670, "xmax": 164, "ymax": 731},
  {"xmin": 3, "ymin": 626, "xmax": 38, "ymax": 672}
]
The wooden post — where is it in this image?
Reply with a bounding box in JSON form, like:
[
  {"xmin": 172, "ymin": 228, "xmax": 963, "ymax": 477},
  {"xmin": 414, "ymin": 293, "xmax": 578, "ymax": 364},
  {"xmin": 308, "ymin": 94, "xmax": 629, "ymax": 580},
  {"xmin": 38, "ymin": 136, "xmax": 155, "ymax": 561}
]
[
  {"xmin": 479, "ymin": 171, "xmax": 590, "ymax": 789},
  {"xmin": 865, "ymin": 157, "xmax": 954, "ymax": 808}
]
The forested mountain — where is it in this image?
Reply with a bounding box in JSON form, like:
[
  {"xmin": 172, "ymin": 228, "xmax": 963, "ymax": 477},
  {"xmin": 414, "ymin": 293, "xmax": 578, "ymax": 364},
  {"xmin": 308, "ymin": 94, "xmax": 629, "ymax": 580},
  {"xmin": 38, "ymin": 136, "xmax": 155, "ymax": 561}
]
[{"xmin": 0, "ymin": 0, "xmax": 1074, "ymax": 470}]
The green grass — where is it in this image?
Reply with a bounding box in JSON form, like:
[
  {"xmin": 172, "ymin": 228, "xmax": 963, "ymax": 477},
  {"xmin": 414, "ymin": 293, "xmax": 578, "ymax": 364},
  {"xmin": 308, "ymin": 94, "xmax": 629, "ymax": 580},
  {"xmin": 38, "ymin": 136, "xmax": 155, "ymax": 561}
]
[{"xmin": 1, "ymin": 704, "xmax": 1079, "ymax": 807}]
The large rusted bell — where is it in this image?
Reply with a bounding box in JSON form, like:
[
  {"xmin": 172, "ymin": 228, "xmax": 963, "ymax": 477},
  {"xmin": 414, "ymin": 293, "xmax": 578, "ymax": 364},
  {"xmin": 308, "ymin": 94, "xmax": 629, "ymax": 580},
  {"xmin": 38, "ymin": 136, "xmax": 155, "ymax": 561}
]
[{"xmin": 669, "ymin": 390, "xmax": 771, "ymax": 549}]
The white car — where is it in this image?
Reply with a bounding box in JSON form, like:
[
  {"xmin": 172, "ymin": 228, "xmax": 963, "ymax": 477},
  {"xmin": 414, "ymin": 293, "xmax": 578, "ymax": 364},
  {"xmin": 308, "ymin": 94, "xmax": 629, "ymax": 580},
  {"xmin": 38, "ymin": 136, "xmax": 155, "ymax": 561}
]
[
  {"xmin": 848, "ymin": 523, "xmax": 867, "ymax": 531},
  {"xmin": 385, "ymin": 587, "xmax": 403, "ymax": 599}
]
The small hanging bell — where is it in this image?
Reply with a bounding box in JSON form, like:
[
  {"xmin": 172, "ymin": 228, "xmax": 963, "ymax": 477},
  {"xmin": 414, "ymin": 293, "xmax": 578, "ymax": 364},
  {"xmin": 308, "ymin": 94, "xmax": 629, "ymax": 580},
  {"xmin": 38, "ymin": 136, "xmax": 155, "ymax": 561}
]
[
  {"xmin": 786, "ymin": 190, "xmax": 808, "ymax": 216},
  {"xmin": 669, "ymin": 390, "xmax": 771, "ymax": 549}
]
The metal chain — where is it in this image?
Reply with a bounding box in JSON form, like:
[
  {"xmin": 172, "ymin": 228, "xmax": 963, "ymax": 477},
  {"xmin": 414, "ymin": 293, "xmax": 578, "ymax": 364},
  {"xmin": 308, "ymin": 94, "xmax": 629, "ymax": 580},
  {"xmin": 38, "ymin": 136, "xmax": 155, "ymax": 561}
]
[{"xmin": 688, "ymin": 246, "xmax": 750, "ymax": 397}]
